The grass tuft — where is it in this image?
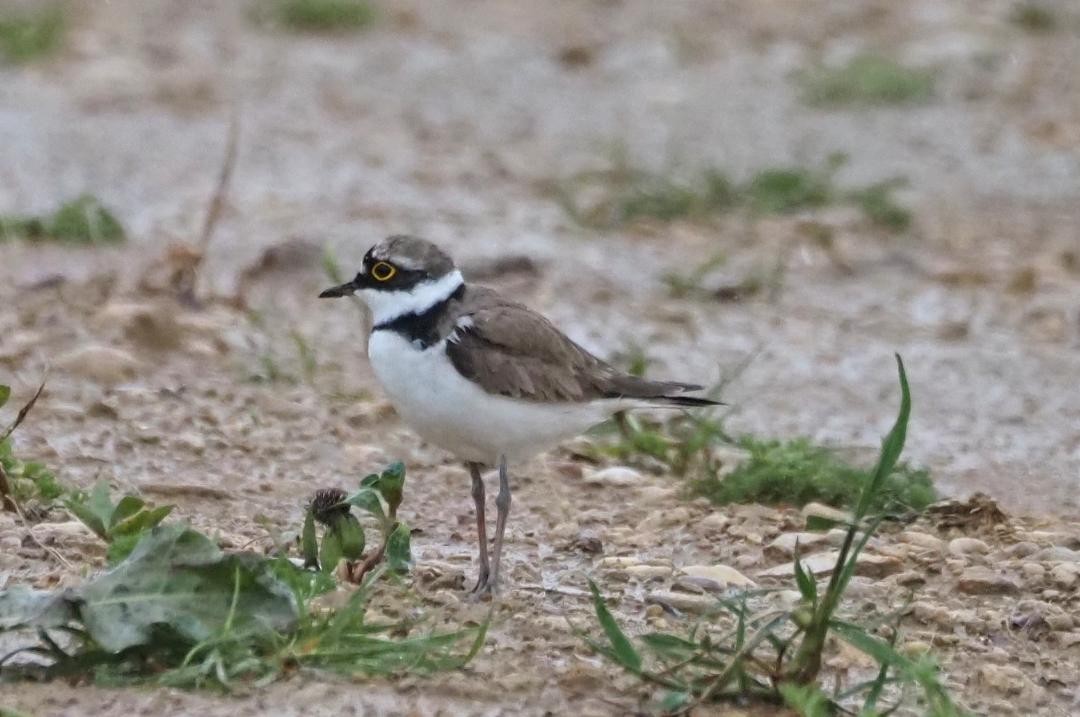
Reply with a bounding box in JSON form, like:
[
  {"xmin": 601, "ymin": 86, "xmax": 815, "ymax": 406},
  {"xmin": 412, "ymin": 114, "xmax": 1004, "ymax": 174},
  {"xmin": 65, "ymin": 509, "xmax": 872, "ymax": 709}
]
[
  {"xmin": 0, "ymin": 195, "xmax": 126, "ymax": 245},
  {"xmin": 849, "ymin": 180, "xmax": 913, "ymax": 231},
  {"xmin": 692, "ymin": 436, "xmax": 936, "ymax": 513},
  {"xmin": 1010, "ymin": 3, "xmax": 1058, "ymax": 32},
  {"xmin": 557, "ymin": 157, "xmax": 912, "ymax": 232},
  {"xmin": 264, "ymin": 0, "xmax": 376, "ymax": 33},
  {"xmin": 0, "ymin": 4, "xmax": 65, "ymax": 64},
  {"xmin": 582, "ymin": 357, "xmax": 963, "ymax": 715},
  {"xmin": 744, "ymin": 168, "xmax": 831, "ymax": 214},
  {"xmin": 799, "ymin": 55, "xmax": 935, "ymax": 107}
]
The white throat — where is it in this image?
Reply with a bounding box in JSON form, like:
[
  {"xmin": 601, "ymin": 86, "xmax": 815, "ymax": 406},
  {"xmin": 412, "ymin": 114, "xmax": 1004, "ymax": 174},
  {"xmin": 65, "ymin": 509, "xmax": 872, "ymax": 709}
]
[{"xmin": 360, "ymin": 270, "xmax": 464, "ymax": 326}]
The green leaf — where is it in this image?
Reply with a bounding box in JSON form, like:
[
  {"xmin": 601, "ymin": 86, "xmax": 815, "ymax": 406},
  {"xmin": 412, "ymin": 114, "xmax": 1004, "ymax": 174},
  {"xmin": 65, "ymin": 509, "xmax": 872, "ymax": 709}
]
[
  {"xmin": 657, "ymin": 691, "xmax": 692, "ymax": 713},
  {"xmin": 16, "ymin": 525, "xmax": 298, "ymax": 653},
  {"xmin": 374, "ymin": 462, "xmax": 405, "ymax": 517},
  {"xmin": 779, "ymin": 682, "xmax": 833, "ymax": 717},
  {"xmin": 344, "ymin": 487, "xmax": 386, "ymax": 524},
  {"xmin": 269, "ymin": 556, "xmax": 335, "ymax": 605},
  {"xmin": 110, "ymin": 495, "xmax": 147, "ymax": 528},
  {"xmin": 110, "ymin": 504, "xmax": 173, "ymax": 537},
  {"xmin": 640, "ymin": 632, "xmax": 699, "ymax": 659},
  {"xmin": 793, "ymin": 542, "xmax": 817, "ymax": 607},
  {"xmin": 0, "ymin": 585, "xmax": 75, "ymax": 630},
  {"xmin": 0, "ymin": 385, "xmax": 10, "ymax": 408},
  {"xmin": 386, "ymin": 521, "xmax": 411, "ymax": 573},
  {"xmin": 320, "ymin": 529, "xmax": 343, "ymax": 574},
  {"xmin": 854, "ymin": 355, "xmax": 911, "ymax": 520},
  {"xmin": 301, "ymin": 508, "xmax": 319, "ymax": 569},
  {"xmin": 105, "ymin": 532, "xmax": 144, "ymax": 564},
  {"xmin": 332, "ymin": 514, "xmax": 366, "ymax": 561},
  {"xmin": 86, "ymin": 481, "xmax": 116, "ymax": 529},
  {"xmin": 587, "ymin": 579, "xmax": 641, "ymax": 673},
  {"xmin": 64, "ymin": 495, "xmax": 109, "ymax": 540}
]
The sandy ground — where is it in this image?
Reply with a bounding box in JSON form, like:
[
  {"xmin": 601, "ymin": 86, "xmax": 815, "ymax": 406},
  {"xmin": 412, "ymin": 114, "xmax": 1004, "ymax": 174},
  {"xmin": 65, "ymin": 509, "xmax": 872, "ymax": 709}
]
[{"xmin": 2, "ymin": 0, "xmax": 1080, "ymax": 714}]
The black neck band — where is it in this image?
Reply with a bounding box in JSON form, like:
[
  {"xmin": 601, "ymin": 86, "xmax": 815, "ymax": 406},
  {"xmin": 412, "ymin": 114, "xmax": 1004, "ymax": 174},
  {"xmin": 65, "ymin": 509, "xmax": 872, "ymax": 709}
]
[{"xmin": 372, "ymin": 283, "xmax": 465, "ymax": 348}]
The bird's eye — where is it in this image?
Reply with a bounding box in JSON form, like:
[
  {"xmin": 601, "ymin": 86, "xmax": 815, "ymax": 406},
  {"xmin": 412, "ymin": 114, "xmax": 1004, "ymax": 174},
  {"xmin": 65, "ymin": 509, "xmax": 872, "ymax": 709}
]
[{"xmin": 370, "ymin": 261, "xmax": 396, "ymax": 282}]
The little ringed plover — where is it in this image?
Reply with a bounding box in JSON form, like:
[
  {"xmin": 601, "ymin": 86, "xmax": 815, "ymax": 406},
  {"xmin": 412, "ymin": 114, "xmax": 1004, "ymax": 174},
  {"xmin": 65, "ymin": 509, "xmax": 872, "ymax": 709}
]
[{"xmin": 320, "ymin": 235, "xmax": 719, "ymax": 593}]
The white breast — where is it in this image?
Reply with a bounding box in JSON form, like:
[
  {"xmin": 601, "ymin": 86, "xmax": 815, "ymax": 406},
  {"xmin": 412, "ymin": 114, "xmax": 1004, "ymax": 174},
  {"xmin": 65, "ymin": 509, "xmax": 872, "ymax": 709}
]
[{"xmin": 367, "ymin": 330, "xmax": 618, "ymax": 464}]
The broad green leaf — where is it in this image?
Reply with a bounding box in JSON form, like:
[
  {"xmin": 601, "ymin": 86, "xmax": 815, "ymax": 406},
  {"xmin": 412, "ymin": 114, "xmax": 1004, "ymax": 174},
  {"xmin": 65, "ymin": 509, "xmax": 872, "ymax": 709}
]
[
  {"xmin": 386, "ymin": 521, "xmax": 411, "ymax": 573},
  {"xmin": 320, "ymin": 530, "xmax": 343, "ymax": 574},
  {"xmin": 587, "ymin": 579, "xmax": 641, "ymax": 673},
  {"xmin": 344, "ymin": 487, "xmax": 386, "ymax": 523},
  {"xmin": 269, "ymin": 556, "xmax": 335, "ymax": 605},
  {"xmin": 110, "ymin": 495, "xmax": 147, "ymax": 528},
  {"xmin": 334, "ymin": 514, "xmax": 365, "ymax": 561},
  {"xmin": 301, "ymin": 508, "xmax": 319, "ymax": 569},
  {"xmin": 64, "ymin": 496, "xmax": 108, "ymax": 540},
  {"xmin": 77, "ymin": 524, "xmax": 298, "ymax": 652},
  {"xmin": 110, "ymin": 505, "xmax": 173, "ymax": 537},
  {"xmin": 0, "ymin": 385, "xmax": 10, "ymax": 408},
  {"xmin": 105, "ymin": 532, "xmax": 143, "ymax": 564},
  {"xmin": 0, "ymin": 585, "xmax": 74, "ymax": 630},
  {"xmin": 374, "ymin": 462, "xmax": 405, "ymax": 516},
  {"xmin": 86, "ymin": 481, "xmax": 116, "ymax": 531}
]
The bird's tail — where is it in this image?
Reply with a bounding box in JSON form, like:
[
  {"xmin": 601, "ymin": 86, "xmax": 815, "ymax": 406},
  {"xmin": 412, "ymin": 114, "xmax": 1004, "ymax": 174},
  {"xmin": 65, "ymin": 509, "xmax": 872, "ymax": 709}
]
[
  {"xmin": 618, "ymin": 379, "xmax": 724, "ymax": 408},
  {"xmin": 654, "ymin": 393, "xmax": 724, "ymax": 408}
]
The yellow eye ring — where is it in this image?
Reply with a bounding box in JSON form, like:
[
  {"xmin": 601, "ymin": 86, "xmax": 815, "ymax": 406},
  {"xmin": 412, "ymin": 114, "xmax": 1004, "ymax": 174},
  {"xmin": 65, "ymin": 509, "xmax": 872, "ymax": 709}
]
[{"xmin": 370, "ymin": 261, "xmax": 396, "ymax": 282}]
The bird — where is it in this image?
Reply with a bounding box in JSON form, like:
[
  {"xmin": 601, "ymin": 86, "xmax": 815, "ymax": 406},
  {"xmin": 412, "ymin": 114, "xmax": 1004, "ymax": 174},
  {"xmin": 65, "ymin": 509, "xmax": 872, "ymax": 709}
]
[{"xmin": 320, "ymin": 236, "xmax": 720, "ymax": 594}]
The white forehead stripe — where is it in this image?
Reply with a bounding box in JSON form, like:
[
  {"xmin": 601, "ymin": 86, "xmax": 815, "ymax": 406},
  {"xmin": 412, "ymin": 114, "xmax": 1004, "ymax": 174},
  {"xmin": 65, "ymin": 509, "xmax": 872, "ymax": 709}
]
[{"xmin": 362, "ymin": 270, "xmax": 464, "ymax": 325}]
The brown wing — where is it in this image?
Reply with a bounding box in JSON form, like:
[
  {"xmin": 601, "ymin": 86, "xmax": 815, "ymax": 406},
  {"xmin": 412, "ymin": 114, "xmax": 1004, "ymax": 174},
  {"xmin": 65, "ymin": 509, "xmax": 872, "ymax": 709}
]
[{"xmin": 444, "ymin": 294, "xmax": 704, "ymax": 403}]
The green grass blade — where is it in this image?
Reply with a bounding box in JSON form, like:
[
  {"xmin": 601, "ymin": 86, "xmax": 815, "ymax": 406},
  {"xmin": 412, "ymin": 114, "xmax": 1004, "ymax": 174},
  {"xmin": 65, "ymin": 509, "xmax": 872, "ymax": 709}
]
[
  {"xmin": 587, "ymin": 579, "xmax": 641, "ymax": 673},
  {"xmin": 854, "ymin": 355, "xmax": 910, "ymax": 520},
  {"xmin": 793, "ymin": 542, "xmax": 817, "ymax": 607}
]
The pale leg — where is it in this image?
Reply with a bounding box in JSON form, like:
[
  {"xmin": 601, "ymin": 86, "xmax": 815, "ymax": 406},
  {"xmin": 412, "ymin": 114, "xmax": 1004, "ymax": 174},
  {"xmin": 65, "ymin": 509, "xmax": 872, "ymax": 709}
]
[
  {"xmin": 467, "ymin": 462, "xmax": 490, "ymax": 593},
  {"xmin": 488, "ymin": 455, "xmax": 512, "ymax": 592}
]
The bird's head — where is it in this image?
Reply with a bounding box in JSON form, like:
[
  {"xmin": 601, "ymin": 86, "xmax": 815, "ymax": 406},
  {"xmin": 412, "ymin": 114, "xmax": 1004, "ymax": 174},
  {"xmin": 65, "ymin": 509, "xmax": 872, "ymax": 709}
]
[{"xmin": 319, "ymin": 236, "xmax": 463, "ymax": 324}]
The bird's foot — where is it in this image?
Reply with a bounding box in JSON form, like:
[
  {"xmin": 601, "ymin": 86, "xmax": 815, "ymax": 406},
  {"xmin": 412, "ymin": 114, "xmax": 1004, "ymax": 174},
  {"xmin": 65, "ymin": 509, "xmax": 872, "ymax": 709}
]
[{"xmin": 468, "ymin": 568, "xmax": 498, "ymax": 600}]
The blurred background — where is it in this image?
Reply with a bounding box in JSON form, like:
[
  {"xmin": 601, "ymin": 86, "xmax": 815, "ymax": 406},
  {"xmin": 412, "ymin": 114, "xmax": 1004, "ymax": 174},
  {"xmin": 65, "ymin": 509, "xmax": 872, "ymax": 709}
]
[{"xmin": 1, "ymin": 0, "xmax": 1079, "ymax": 516}]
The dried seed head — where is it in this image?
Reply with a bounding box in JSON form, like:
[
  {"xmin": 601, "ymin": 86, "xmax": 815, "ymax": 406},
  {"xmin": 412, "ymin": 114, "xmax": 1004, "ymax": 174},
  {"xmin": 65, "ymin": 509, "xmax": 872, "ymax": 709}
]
[{"xmin": 309, "ymin": 488, "xmax": 349, "ymax": 525}]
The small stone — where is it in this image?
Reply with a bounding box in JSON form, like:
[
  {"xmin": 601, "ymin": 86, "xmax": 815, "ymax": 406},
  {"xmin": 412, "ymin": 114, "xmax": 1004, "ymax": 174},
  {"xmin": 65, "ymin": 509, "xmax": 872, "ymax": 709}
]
[
  {"xmin": 1021, "ymin": 563, "xmax": 1045, "ymax": 585},
  {"xmin": 678, "ymin": 564, "xmax": 756, "ymax": 589},
  {"xmin": 764, "ymin": 531, "xmax": 831, "ymax": 559},
  {"xmin": 1049, "ymin": 563, "xmax": 1079, "ymax": 590},
  {"xmin": 624, "ymin": 564, "xmax": 673, "ymax": 581},
  {"xmin": 1033, "ymin": 546, "xmax": 1080, "ymax": 562},
  {"xmin": 900, "ymin": 640, "xmax": 931, "ymax": 657},
  {"xmin": 948, "ymin": 537, "xmax": 990, "ymax": 557},
  {"xmin": 644, "ymin": 603, "xmax": 664, "ymax": 619},
  {"xmin": 173, "ymin": 432, "xmax": 206, "ymax": 454},
  {"xmin": 801, "ymin": 502, "xmax": 853, "ymax": 526},
  {"xmin": 1044, "ymin": 613, "xmax": 1074, "ymax": 631},
  {"xmin": 697, "ymin": 512, "xmax": 729, "ymax": 533},
  {"xmin": 646, "ymin": 590, "xmax": 715, "ymax": 614},
  {"xmin": 571, "ymin": 530, "xmax": 603, "ymax": 554},
  {"xmin": 56, "ymin": 344, "xmax": 140, "ymax": 385},
  {"xmin": 975, "ymin": 664, "xmax": 1036, "ymax": 697},
  {"xmin": 957, "ymin": 567, "xmax": 1020, "ymax": 595},
  {"xmin": 758, "ymin": 551, "xmax": 901, "ymax": 579},
  {"xmin": 94, "ymin": 301, "xmax": 183, "ymax": 351},
  {"xmin": 583, "ymin": 466, "xmax": 643, "ymax": 487},
  {"xmin": 1007, "ymin": 542, "xmax": 1040, "ymax": 558},
  {"xmin": 890, "ymin": 570, "xmax": 926, "ymax": 587},
  {"xmin": 899, "ymin": 531, "xmax": 945, "ymax": 552}
]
